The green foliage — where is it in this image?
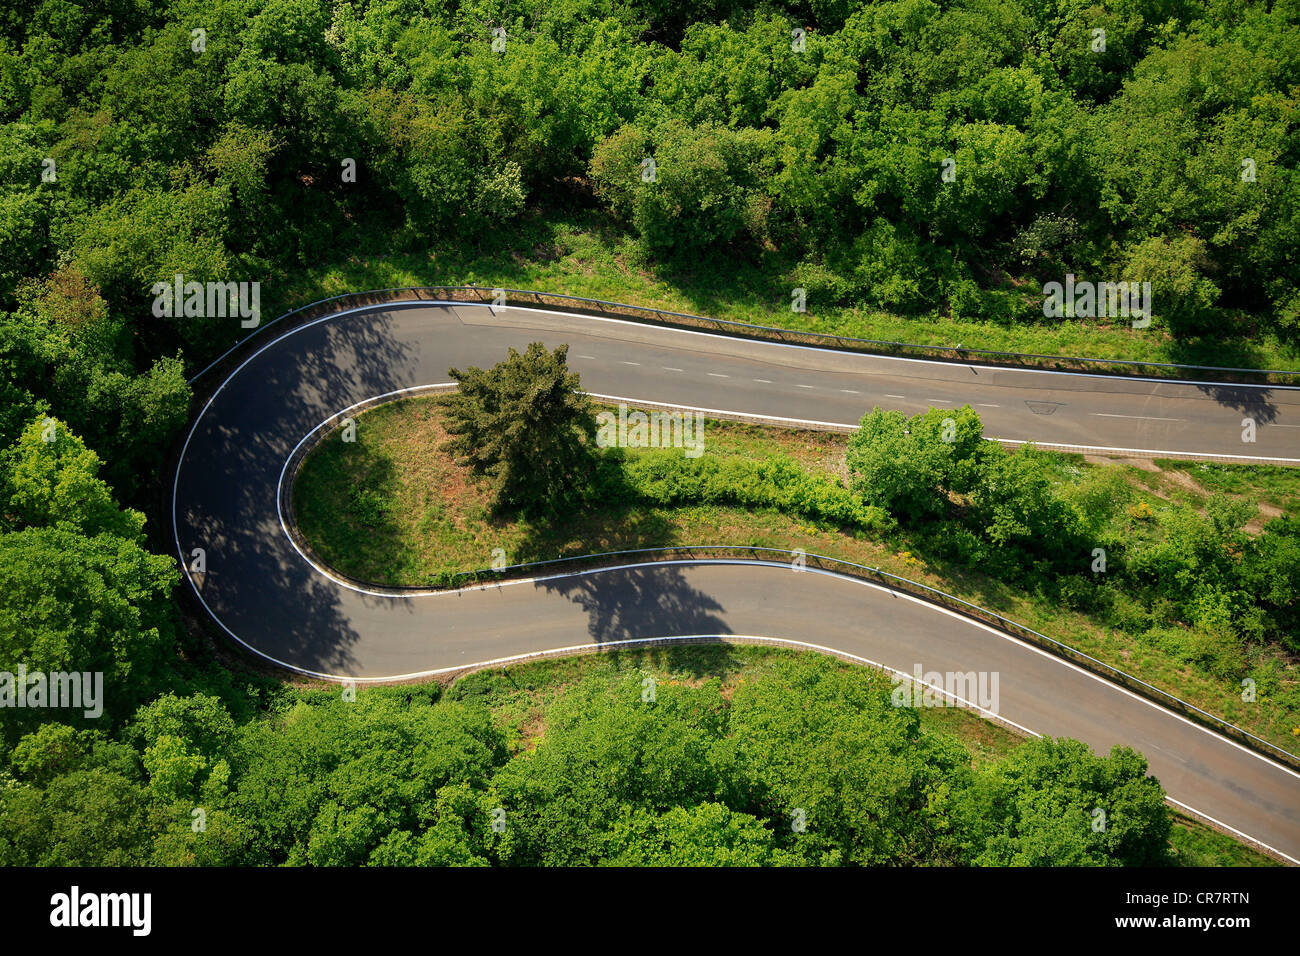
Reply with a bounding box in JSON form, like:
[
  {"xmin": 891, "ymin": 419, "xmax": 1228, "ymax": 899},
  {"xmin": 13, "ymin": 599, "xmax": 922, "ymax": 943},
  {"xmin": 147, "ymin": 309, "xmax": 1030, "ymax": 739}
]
[
  {"xmin": 0, "ymin": 767, "xmax": 160, "ymax": 866},
  {"xmin": 599, "ymin": 803, "xmax": 794, "ymax": 866},
  {"xmin": 442, "ymin": 342, "xmax": 598, "ymax": 515},
  {"xmin": 618, "ymin": 449, "xmax": 891, "ymax": 531},
  {"xmin": 0, "ymin": 645, "xmax": 1206, "ymax": 866},
  {"xmin": 491, "ymin": 673, "xmax": 729, "ymax": 865},
  {"xmin": 2, "ymin": 266, "xmax": 191, "ymax": 497},
  {"xmin": 592, "ymin": 118, "xmax": 772, "ymax": 261},
  {"xmin": 0, "ymin": 0, "xmax": 1289, "ymax": 870},
  {"xmin": 130, "ymin": 693, "xmax": 238, "ymax": 801},
  {"xmin": 2, "ymin": 416, "xmax": 144, "ymax": 539},
  {"xmin": 846, "ymin": 405, "xmax": 986, "ymax": 520},
  {"xmin": 0, "ymin": 526, "xmax": 178, "ymax": 735},
  {"xmin": 9, "ymin": 723, "xmax": 98, "ymax": 785},
  {"xmin": 367, "ymin": 88, "xmax": 526, "ymax": 236},
  {"xmin": 0, "ymin": 0, "xmax": 1294, "ymax": 351},
  {"xmin": 1119, "ymin": 234, "xmax": 1220, "ymax": 332},
  {"xmin": 971, "ymin": 444, "xmax": 1084, "ymax": 558},
  {"xmin": 725, "ymin": 657, "xmax": 970, "ymax": 865},
  {"xmin": 212, "ymin": 692, "xmax": 506, "ymax": 866},
  {"xmin": 1241, "ymin": 515, "xmax": 1300, "ymax": 653},
  {"xmin": 957, "ymin": 737, "xmax": 1172, "ymax": 866},
  {"xmin": 846, "ymin": 405, "xmax": 1295, "ymax": 661}
]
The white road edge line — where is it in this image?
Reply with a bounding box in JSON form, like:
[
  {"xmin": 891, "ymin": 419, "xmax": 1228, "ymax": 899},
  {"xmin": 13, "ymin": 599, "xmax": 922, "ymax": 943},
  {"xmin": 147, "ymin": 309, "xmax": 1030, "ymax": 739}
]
[
  {"xmin": 172, "ymin": 301, "xmax": 1300, "ymax": 862},
  {"xmin": 1092, "ymin": 413, "xmax": 1185, "ymax": 422},
  {"xmin": 480, "ymin": 302, "xmax": 1300, "ymax": 391},
  {"xmin": 579, "ymin": 392, "xmax": 1300, "ymax": 463}
]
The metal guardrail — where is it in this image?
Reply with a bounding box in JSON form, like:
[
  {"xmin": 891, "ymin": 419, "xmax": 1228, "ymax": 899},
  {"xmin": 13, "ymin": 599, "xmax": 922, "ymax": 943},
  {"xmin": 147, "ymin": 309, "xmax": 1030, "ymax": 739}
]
[
  {"xmin": 217, "ymin": 289, "xmax": 1300, "ymax": 767},
  {"xmin": 424, "ymin": 545, "xmax": 1298, "ymax": 771},
  {"xmin": 187, "ymin": 285, "xmax": 1300, "ymax": 387}
]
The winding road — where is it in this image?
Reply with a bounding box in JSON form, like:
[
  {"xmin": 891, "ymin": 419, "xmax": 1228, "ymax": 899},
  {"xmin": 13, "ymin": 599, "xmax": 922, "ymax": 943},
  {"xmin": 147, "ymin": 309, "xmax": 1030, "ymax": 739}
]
[{"xmin": 172, "ymin": 301, "xmax": 1300, "ymax": 861}]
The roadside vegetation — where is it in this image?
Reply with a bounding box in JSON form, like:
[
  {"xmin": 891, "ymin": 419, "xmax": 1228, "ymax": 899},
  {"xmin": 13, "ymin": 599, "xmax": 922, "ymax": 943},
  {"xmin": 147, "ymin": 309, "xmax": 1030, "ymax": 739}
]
[
  {"xmin": 0, "ymin": 379, "xmax": 1284, "ymax": 866},
  {"xmin": 6, "ymin": 0, "xmax": 1300, "ymax": 400},
  {"xmin": 7, "ymin": 643, "xmax": 1270, "ymax": 866},
  {"xmin": 293, "ymin": 206, "xmax": 1300, "ymax": 374}
]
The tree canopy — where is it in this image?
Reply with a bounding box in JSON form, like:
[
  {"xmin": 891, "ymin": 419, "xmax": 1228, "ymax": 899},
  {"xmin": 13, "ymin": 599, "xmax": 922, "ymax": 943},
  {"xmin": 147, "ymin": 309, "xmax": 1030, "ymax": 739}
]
[{"xmin": 442, "ymin": 342, "xmax": 598, "ymax": 514}]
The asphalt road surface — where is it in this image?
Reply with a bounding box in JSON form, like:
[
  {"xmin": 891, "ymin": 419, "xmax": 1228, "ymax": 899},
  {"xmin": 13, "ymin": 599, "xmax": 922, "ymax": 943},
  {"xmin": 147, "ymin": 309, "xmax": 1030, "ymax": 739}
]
[{"xmin": 172, "ymin": 302, "xmax": 1300, "ymax": 861}]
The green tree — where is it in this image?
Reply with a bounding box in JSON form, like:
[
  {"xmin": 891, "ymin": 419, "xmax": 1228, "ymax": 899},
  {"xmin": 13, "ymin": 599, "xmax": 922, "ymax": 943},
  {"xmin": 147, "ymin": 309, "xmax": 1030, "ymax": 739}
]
[
  {"xmin": 726, "ymin": 656, "xmax": 968, "ymax": 865},
  {"xmin": 442, "ymin": 342, "xmax": 598, "ymax": 515},
  {"xmin": 957, "ymin": 737, "xmax": 1172, "ymax": 866},
  {"xmin": 0, "ymin": 526, "xmax": 178, "ymax": 736},
  {"xmin": 970, "ymin": 444, "xmax": 1084, "ymax": 563},
  {"xmin": 0, "ymin": 767, "xmax": 160, "ymax": 866},
  {"xmin": 5, "ymin": 269, "xmax": 191, "ymax": 497},
  {"xmin": 600, "ymin": 803, "xmax": 793, "ymax": 866},
  {"xmin": 1241, "ymin": 515, "xmax": 1300, "ymax": 652},
  {"xmin": 224, "ymin": 692, "xmax": 503, "ymax": 866},
  {"xmin": 847, "ymin": 405, "xmax": 985, "ymax": 521},
  {"xmin": 591, "ymin": 119, "xmax": 772, "ymax": 261},
  {"xmin": 490, "ymin": 673, "xmax": 729, "ymax": 866},
  {"xmin": 2, "ymin": 416, "xmax": 144, "ymax": 539},
  {"xmin": 1119, "ymin": 234, "xmax": 1220, "ymax": 333}
]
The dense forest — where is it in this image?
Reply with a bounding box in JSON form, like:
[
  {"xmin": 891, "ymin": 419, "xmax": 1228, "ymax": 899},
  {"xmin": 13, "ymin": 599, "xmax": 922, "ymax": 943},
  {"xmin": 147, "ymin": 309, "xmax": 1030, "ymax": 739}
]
[
  {"xmin": 2, "ymin": 646, "xmax": 1180, "ymax": 867},
  {"xmin": 1, "ymin": 0, "xmax": 1297, "ymax": 865}
]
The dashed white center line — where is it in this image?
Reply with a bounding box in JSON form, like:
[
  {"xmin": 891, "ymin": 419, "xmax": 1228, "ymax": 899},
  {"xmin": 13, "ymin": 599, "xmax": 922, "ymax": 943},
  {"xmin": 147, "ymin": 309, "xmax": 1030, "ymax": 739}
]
[
  {"xmin": 885, "ymin": 394, "xmax": 905, "ymax": 399},
  {"xmin": 620, "ymin": 361, "xmax": 641, "ymax": 366},
  {"xmin": 840, "ymin": 389, "xmax": 860, "ymax": 394},
  {"xmin": 577, "ymin": 355, "xmax": 596, "ymax": 360},
  {"xmin": 708, "ymin": 373, "xmax": 729, "ymax": 378},
  {"xmin": 1091, "ymin": 413, "xmax": 1184, "ymax": 422},
  {"xmin": 795, "ymin": 384, "xmax": 815, "ymax": 389},
  {"xmin": 753, "ymin": 378, "xmax": 772, "ymax": 383},
  {"xmin": 662, "ymin": 367, "xmax": 684, "ymax": 372},
  {"xmin": 978, "ymin": 403, "xmax": 1000, "ymax": 408}
]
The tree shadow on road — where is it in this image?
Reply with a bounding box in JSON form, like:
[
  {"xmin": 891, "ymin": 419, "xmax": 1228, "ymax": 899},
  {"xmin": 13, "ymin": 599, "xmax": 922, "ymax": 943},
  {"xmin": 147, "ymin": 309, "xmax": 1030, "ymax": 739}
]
[
  {"xmin": 177, "ymin": 307, "xmax": 428, "ymax": 676},
  {"xmin": 1193, "ymin": 383, "xmax": 1280, "ymax": 426},
  {"xmin": 534, "ymin": 562, "xmax": 733, "ymax": 676}
]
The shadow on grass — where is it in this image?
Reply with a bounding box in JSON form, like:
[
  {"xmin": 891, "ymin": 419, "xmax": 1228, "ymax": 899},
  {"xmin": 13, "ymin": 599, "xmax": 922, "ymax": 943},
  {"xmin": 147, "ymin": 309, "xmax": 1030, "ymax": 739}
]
[
  {"xmin": 597, "ymin": 642, "xmax": 751, "ymax": 681},
  {"xmin": 507, "ymin": 503, "xmax": 679, "ymax": 565},
  {"xmin": 294, "ymin": 430, "xmax": 405, "ymax": 581},
  {"xmin": 1164, "ymin": 328, "xmax": 1298, "ymax": 373}
]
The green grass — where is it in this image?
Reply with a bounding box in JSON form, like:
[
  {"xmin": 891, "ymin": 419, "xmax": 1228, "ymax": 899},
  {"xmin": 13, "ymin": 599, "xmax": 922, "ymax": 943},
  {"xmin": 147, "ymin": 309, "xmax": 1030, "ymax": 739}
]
[
  {"xmin": 442, "ymin": 644, "xmax": 1280, "ymax": 866},
  {"xmin": 260, "ymin": 205, "xmax": 1300, "ymax": 374},
  {"xmin": 291, "ymin": 394, "xmax": 855, "ymax": 583},
  {"xmin": 1168, "ymin": 818, "xmax": 1282, "ymax": 867},
  {"xmin": 1156, "ymin": 459, "xmax": 1300, "ymax": 513}
]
